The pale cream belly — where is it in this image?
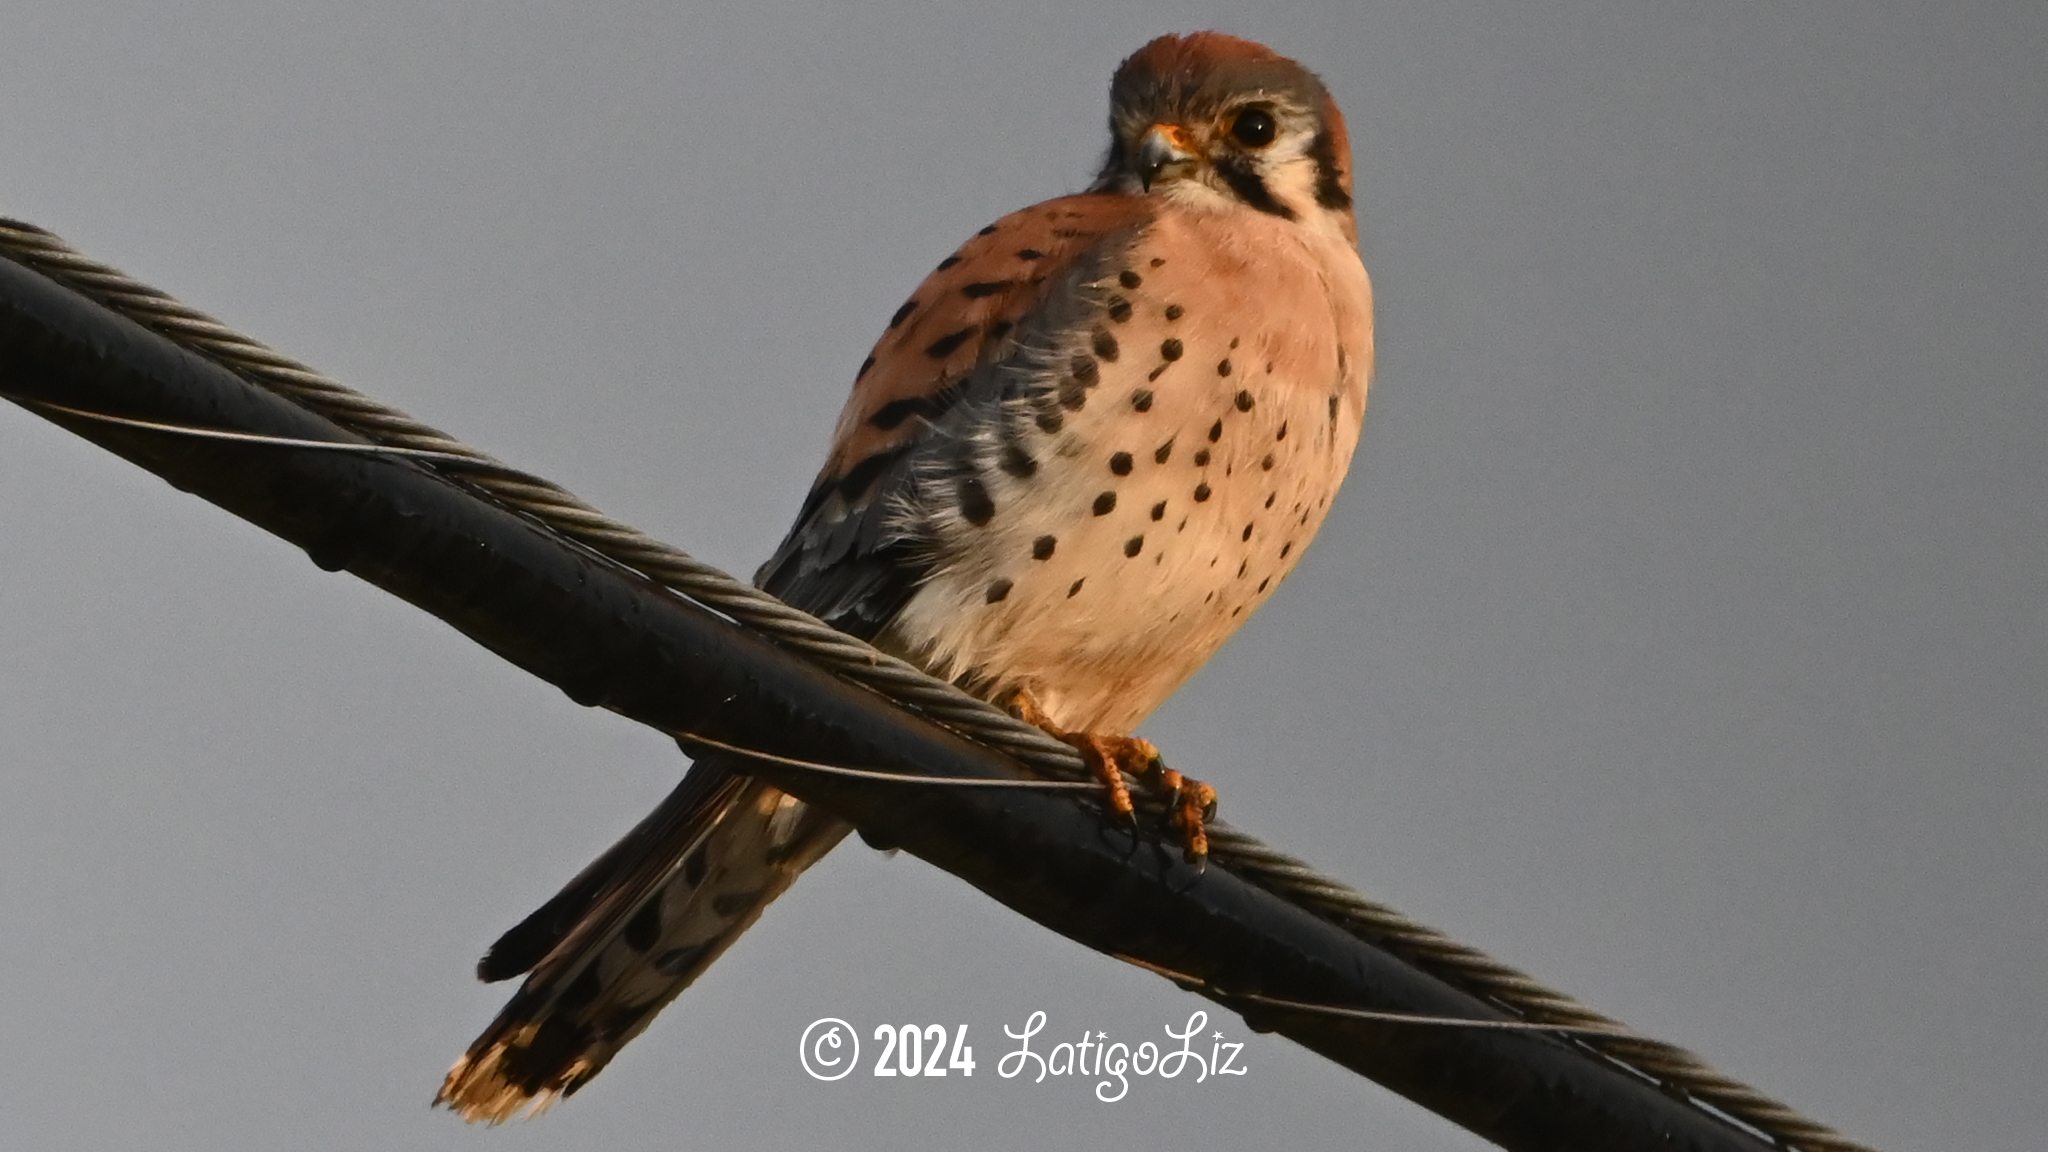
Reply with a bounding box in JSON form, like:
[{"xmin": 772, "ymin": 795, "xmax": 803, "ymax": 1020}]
[
  {"xmin": 885, "ymin": 350, "xmax": 1362, "ymax": 732},
  {"xmin": 880, "ymin": 206, "xmax": 1371, "ymax": 734}
]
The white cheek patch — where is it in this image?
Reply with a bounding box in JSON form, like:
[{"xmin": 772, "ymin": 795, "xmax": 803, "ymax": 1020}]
[{"xmin": 1162, "ymin": 179, "xmax": 1241, "ymax": 213}]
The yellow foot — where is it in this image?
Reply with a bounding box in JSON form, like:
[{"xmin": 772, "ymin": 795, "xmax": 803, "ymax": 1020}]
[
  {"xmin": 1005, "ymin": 690, "xmax": 1217, "ymax": 863},
  {"xmin": 1157, "ymin": 765, "xmax": 1219, "ymax": 863}
]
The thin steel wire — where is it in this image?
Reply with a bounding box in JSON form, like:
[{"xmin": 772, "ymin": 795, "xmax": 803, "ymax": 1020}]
[
  {"xmin": 673, "ymin": 731, "xmax": 1101, "ymax": 790},
  {"xmin": 1114, "ymin": 955, "xmax": 1649, "ymax": 1037},
  {"xmin": 0, "ymin": 218, "xmax": 1873, "ymax": 1152}
]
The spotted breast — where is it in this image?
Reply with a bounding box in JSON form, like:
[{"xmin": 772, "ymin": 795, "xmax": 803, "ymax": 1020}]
[{"xmin": 801, "ymin": 195, "xmax": 1371, "ymax": 734}]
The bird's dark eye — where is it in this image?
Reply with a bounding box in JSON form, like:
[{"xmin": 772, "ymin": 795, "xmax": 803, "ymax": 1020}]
[{"xmin": 1228, "ymin": 107, "xmax": 1278, "ymax": 148}]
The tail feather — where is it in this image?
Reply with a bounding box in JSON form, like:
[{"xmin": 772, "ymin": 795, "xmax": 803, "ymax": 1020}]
[
  {"xmin": 475, "ymin": 764, "xmax": 749, "ymax": 984},
  {"xmin": 437, "ymin": 752, "xmax": 850, "ymax": 1122}
]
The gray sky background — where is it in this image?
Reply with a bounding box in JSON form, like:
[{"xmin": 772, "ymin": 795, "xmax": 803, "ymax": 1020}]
[{"xmin": 2, "ymin": 3, "xmax": 2041, "ymax": 1150}]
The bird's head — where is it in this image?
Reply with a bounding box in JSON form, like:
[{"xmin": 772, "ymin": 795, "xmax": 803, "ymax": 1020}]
[{"xmin": 1094, "ymin": 32, "xmax": 1357, "ymax": 244}]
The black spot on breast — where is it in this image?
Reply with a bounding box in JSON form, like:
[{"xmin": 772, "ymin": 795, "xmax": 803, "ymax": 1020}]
[
  {"xmin": 958, "ymin": 477, "xmax": 995, "ymax": 525},
  {"xmin": 1071, "ymin": 355, "xmax": 1100, "ymax": 385},
  {"xmin": 1000, "ymin": 444, "xmax": 1037, "ymax": 478},
  {"xmin": 1017, "ymin": 248, "xmax": 1045, "ymax": 260},
  {"xmin": 1193, "ymin": 448, "xmax": 1210, "ymax": 467},
  {"xmin": 1109, "ymin": 451, "xmax": 1133, "ymax": 475},
  {"xmin": 1237, "ymin": 558, "xmax": 1249, "ymax": 576},
  {"xmin": 1265, "ymin": 361, "xmax": 1275, "ymax": 374},
  {"xmin": 1229, "ymin": 337, "xmax": 1240, "ymax": 349},
  {"xmin": 1092, "ymin": 491, "xmax": 1117, "ymax": 516},
  {"xmin": 1036, "ymin": 410, "xmax": 1064, "ymax": 433},
  {"xmin": 623, "ymin": 901, "xmax": 661, "ymax": 952},
  {"xmin": 978, "ymin": 223, "xmax": 999, "ymax": 235},
  {"xmin": 1218, "ymin": 359, "xmax": 1233, "ymax": 377},
  {"xmin": 1068, "ymin": 578, "xmax": 1085, "ymax": 597},
  {"xmin": 1058, "ymin": 378, "xmax": 1089, "ymax": 411},
  {"xmin": 987, "ymin": 319, "xmax": 1014, "ymax": 342},
  {"xmin": 1242, "ymin": 523, "xmax": 1255, "ymax": 541},
  {"xmin": 1107, "ymin": 295, "xmax": 1133, "ymax": 323},
  {"xmin": 1258, "ymin": 577, "xmax": 1270, "ymax": 592},
  {"xmin": 1280, "ymin": 541, "xmax": 1293, "ymax": 558},
  {"xmin": 962, "ymin": 281, "xmax": 1011, "ymax": 299},
  {"xmin": 926, "ymin": 327, "xmax": 977, "ymax": 358},
  {"xmin": 937, "ymin": 255, "xmax": 963, "ymax": 271},
  {"xmin": 1194, "ymin": 482, "xmax": 1212, "ymax": 502},
  {"xmin": 1124, "ymin": 536, "xmax": 1144, "ymax": 557},
  {"xmin": 1330, "ymin": 394, "xmax": 1341, "ymax": 420},
  {"xmin": 1165, "ymin": 304, "xmax": 1184, "ymax": 321},
  {"xmin": 1132, "ymin": 389, "xmax": 1154, "ymax": 412},
  {"xmin": 1119, "ymin": 270, "xmax": 1142, "ymax": 289},
  {"xmin": 1235, "ymin": 390, "xmax": 1256, "ymax": 411},
  {"xmin": 1261, "ymin": 453, "xmax": 1275, "ymax": 471},
  {"xmin": 1092, "ymin": 329, "xmax": 1120, "ymax": 361},
  {"xmin": 1154, "ymin": 437, "xmax": 1173, "ymax": 463},
  {"xmin": 1150, "ymin": 500, "xmax": 1167, "ymax": 521},
  {"xmin": 1160, "ymin": 338, "xmax": 1184, "ymax": 361},
  {"xmin": 1150, "ymin": 257, "xmax": 1165, "ymax": 267},
  {"xmin": 890, "ymin": 300, "xmax": 917, "ymax": 328},
  {"xmin": 1208, "ymin": 420, "xmax": 1224, "ymax": 442},
  {"xmin": 856, "ymin": 355, "xmax": 875, "ymax": 380},
  {"xmin": 1147, "ymin": 364, "xmax": 1169, "ymax": 381},
  {"xmin": 1032, "ymin": 535, "xmax": 1057, "ymax": 560},
  {"xmin": 1265, "ymin": 492, "xmax": 1276, "ymax": 508},
  {"xmin": 986, "ymin": 578, "xmax": 1013, "ymax": 603},
  {"xmin": 1276, "ymin": 421, "xmax": 1288, "ymax": 441}
]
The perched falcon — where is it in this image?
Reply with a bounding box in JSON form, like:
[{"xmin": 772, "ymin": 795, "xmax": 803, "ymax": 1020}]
[{"xmin": 438, "ymin": 31, "xmax": 1373, "ymax": 1121}]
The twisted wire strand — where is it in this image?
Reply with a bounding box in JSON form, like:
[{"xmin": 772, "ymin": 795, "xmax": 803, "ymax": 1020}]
[{"xmin": 0, "ymin": 218, "xmax": 1871, "ymax": 1152}]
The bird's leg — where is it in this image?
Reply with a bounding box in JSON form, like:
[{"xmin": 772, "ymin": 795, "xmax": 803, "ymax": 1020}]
[
  {"xmin": 1004, "ymin": 690, "xmax": 1217, "ymax": 863},
  {"xmin": 1005, "ymin": 690, "xmax": 1138, "ymax": 821}
]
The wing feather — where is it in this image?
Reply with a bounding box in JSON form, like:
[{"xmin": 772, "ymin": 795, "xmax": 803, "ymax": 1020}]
[{"xmin": 757, "ymin": 192, "xmax": 1154, "ymax": 633}]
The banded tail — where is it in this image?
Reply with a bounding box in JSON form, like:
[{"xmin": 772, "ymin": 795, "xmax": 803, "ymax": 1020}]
[{"xmin": 436, "ymin": 751, "xmax": 849, "ymax": 1121}]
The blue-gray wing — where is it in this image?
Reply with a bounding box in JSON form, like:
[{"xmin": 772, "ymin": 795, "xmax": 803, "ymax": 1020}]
[{"xmin": 755, "ymin": 193, "xmax": 1149, "ymax": 639}]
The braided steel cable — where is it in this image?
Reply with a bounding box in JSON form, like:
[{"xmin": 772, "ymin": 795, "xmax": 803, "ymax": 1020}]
[{"xmin": 0, "ymin": 218, "xmax": 1872, "ymax": 1152}]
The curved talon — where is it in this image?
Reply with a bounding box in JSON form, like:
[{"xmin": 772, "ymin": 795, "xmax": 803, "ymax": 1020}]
[
  {"xmin": 1006, "ymin": 688, "xmax": 1216, "ymax": 862},
  {"xmin": 1172, "ymin": 780, "xmax": 1219, "ymax": 863}
]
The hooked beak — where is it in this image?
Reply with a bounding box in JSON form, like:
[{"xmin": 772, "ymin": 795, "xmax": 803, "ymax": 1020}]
[{"xmin": 1135, "ymin": 124, "xmax": 1196, "ymax": 190}]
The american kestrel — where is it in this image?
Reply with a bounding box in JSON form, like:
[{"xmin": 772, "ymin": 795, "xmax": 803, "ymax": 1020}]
[{"xmin": 438, "ymin": 31, "xmax": 1373, "ymax": 1121}]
